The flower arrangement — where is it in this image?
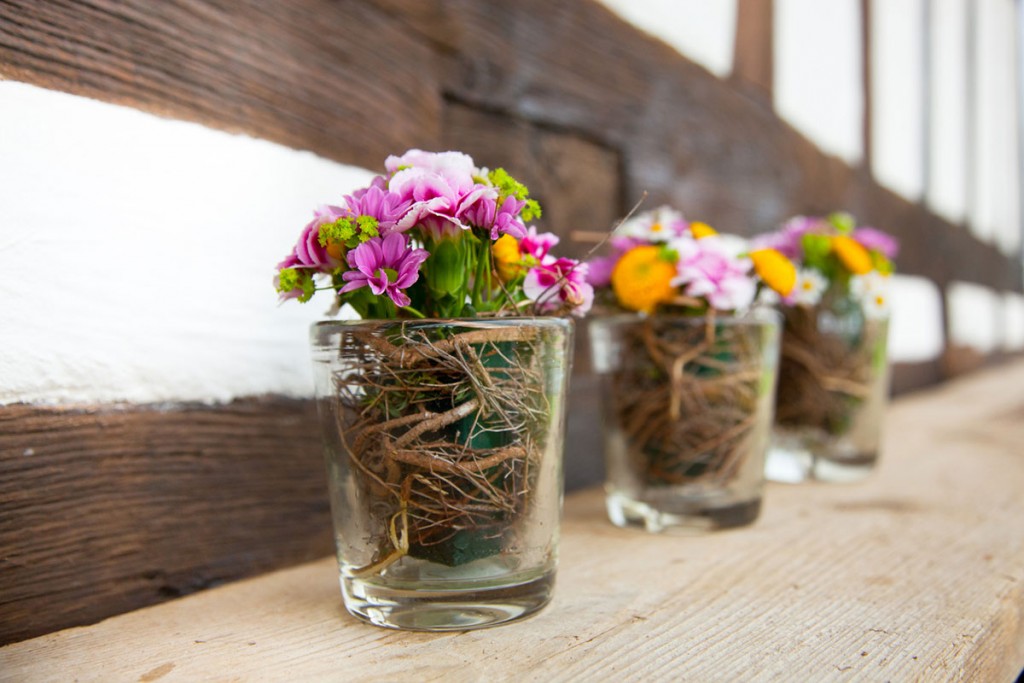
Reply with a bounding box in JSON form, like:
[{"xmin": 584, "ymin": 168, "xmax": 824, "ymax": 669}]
[
  {"xmin": 274, "ymin": 149, "xmax": 591, "ymax": 319},
  {"xmin": 587, "ymin": 205, "xmax": 757, "ymax": 315},
  {"xmin": 749, "ymin": 211, "xmax": 898, "ymax": 318},
  {"xmin": 586, "ymin": 207, "xmax": 780, "ymax": 529},
  {"xmin": 286, "ymin": 151, "xmax": 576, "ymax": 624},
  {"xmin": 752, "ymin": 212, "xmax": 899, "ymax": 479}
]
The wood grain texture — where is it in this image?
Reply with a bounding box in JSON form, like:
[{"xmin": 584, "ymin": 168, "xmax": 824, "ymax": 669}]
[
  {"xmin": 0, "ymin": 0, "xmax": 442, "ymax": 170},
  {"xmin": 0, "ymin": 399, "xmax": 333, "ymax": 645},
  {"xmin": 0, "ymin": 0, "xmax": 1019, "ymax": 292},
  {"xmin": 4, "ymin": 361, "xmax": 1024, "ymax": 682}
]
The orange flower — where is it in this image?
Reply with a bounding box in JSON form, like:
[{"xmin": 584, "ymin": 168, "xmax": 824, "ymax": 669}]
[
  {"xmin": 689, "ymin": 222, "xmax": 717, "ymax": 239},
  {"xmin": 611, "ymin": 246, "xmax": 677, "ymax": 313},
  {"xmin": 832, "ymin": 235, "xmax": 873, "ymax": 275},
  {"xmin": 749, "ymin": 248, "xmax": 797, "ymax": 296}
]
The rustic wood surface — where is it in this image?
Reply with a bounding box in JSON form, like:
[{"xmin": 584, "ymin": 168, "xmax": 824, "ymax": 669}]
[
  {"xmin": 0, "ymin": 365, "xmax": 944, "ymax": 646},
  {"xmin": 0, "ymin": 399, "xmax": 333, "ymax": 645},
  {"xmin": 4, "ymin": 362, "xmax": 1023, "ymax": 682}
]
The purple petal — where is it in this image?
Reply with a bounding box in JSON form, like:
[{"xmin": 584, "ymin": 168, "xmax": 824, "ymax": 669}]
[{"xmin": 381, "ymin": 232, "xmax": 406, "ymax": 265}]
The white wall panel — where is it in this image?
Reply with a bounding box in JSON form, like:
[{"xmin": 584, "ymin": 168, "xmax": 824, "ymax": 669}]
[
  {"xmin": 0, "ymin": 82, "xmax": 375, "ymax": 405},
  {"xmin": 1003, "ymin": 292, "xmax": 1024, "ymax": 351},
  {"xmin": 927, "ymin": 0, "xmax": 969, "ymax": 223},
  {"xmin": 947, "ymin": 281, "xmax": 1001, "ymax": 353},
  {"xmin": 598, "ymin": 0, "xmax": 738, "ymax": 77},
  {"xmin": 971, "ymin": 0, "xmax": 1022, "ymax": 254},
  {"xmin": 775, "ymin": 0, "xmax": 864, "ymax": 163},
  {"xmin": 871, "ymin": 0, "xmax": 925, "ymax": 200},
  {"xmin": 888, "ymin": 275, "xmax": 944, "ymax": 362}
]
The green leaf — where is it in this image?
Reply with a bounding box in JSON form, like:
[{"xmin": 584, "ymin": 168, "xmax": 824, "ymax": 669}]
[{"xmin": 801, "ymin": 233, "xmax": 832, "ymax": 268}]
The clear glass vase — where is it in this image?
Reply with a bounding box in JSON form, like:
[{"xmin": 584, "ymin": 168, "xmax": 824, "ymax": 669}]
[
  {"xmin": 589, "ymin": 308, "xmax": 781, "ymax": 533},
  {"xmin": 310, "ymin": 317, "xmax": 573, "ymax": 631},
  {"xmin": 765, "ymin": 292, "xmax": 891, "ymax": 483}
]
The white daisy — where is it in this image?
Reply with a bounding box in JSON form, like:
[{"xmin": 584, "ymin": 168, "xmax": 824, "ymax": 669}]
[
  {"xmin": 850, "ymin": 271, "xmax": 891, "ymax": 319},
  {"xmin": 790, "ymin": 268, "xmax": 828, "ymax": 306},
  {"xmin": 862, "ymin": 289, "xmax": 890, "ymax": 320},
  {"xmin": 617, "ymin": 206, "xmax": 688, "ymax": 243}
]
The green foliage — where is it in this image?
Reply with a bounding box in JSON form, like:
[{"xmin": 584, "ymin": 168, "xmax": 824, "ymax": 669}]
[
  {"xmin": 277, "ymin": 267, "xmax": 300, "ymax": 293},
  {"xmin": 276, "ymin": 267, "xmax": 315, "ymax": 303},
  {"xmin": 489, "ymin": 167, "xmax": 541, "ymax": 222},
  {"xmin": 522, "ymin": 199, "xmax": 542, "ymax": 222},
  {"xmin": 319, "ymin": 215, "xmax": 380, "ymax": 250},
  {"xmin": 872, "ymin": 251, "xmax": 894, "ymax": 275},
  {"xmin": 827, "ymin": 212, "xmax": 856, "ymax": 234},
  {"xmin": 488, "ymin": 167, "xmax": 529, "ymax": 201}
]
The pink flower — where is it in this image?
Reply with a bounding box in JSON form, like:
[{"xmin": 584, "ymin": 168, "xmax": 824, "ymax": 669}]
[
  {"xmin": 584, "ymin": 255, "xmax": 618, "ymax": 288},
  {"xmin": 584, "ymin": 235, "xmax": 646, "ymax": 288},
  {"xmin": 752, "ymin": 215, "xmax": 823, "ymax": 260},
  {"xmin": 339, "ymin": 233, "xmax": 429, "ymax": 308},
  {"xmin": 277, "ymin": 205, "xmax": 348, "ymax": 274},
  {"xmin": 523, "ymin": 257, "xmax": 594, "ymax": 316},
  {"xmin": 519, "ymin": 226, "xmax": 559, "ymax": 260},
  {"xmin": 852, "ymin": 227, "xmax": 899, "ymax": 259},
  {"xmin": 455, "ymin": 186, "xmax": 527, "ymax": 240},
  {"xmin": 342, "ymin": 175, "xmax": 413, "ymax": 234},
  {"xmin": 385, "ymin": 149, "xmax": 476, "ymax": 196},
  {"xmin": 671, "ymin": 236, "xmax": 756, "ymax": 311}
]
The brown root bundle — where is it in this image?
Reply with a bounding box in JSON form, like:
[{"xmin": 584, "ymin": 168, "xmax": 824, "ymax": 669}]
[
  {"xmin": 775, "ymin": 303, "xmax": 880, "ymax": 435},
  {"xmin": 331, "ymin": 324, "xmax": 551, "ymax": 575},
  {"xmin": 608, "ymin": 316, "xmax": 764, "ymax": 487}
]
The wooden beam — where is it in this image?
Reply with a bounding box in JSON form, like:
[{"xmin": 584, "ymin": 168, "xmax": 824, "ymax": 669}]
[
  {"xmin": 0, "ymin": 0, "xmax": 443, "ymax": 169},
  {"xmin": 732, "ymin": 0, "xmax": 774, "ymax": 96},
  {"xmin": 0, "ymin": 399, "xmax": 332, "ymax": 644}
]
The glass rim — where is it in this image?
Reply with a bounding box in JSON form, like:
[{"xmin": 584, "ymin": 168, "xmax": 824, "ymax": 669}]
[
  {"xmin": 311, "ymin": 315, "xmax": 575, "ymax": 332},
  {"xmin": 588, "ymin": 305, "xmax": 781, "ymax": 328}
]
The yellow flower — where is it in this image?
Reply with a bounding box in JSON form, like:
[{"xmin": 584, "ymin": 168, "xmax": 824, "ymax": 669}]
[
  {"xmin": 611, "ymin": 246, "xmax": 677, "ymax": 313},
  {"xmin": 689, "ymin": 222, "xmax": 717, "ymax": 239},
  {"xmin": 832, "ymin": 235, "xmax": 873, "ymax": 275},
  {"xmin": 749, "ymin": 248, "xmax": 797, "ymax": 296},
  {"xmin": 492, "ymin": 234, "xmax": 522, "ymax": 282}
]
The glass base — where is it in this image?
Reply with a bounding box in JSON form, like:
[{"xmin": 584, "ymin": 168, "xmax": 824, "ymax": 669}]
[
  {"xmin": 765, "ymin": 443, "xmax": 876, "ymax": 483},
  {"xmin": 605, "ymin": 492, "xmax": 761, "ymax": 533},
  {"xmin": 341, "ymin": 570, "xmax": 554, "ymax": 631}
]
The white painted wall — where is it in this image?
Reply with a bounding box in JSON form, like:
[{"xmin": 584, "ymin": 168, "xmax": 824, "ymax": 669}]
[
  {"xmin": 971, "ymin": 0, "xmax": 1022, "ymax": 255},
  {"xmin": 774, "ymin": 0, "xmax": 864, "ymax": 164},
  {"xmin": 927, "ymin": 0, "xmax": 969, "ymax": 224},
  {"xmin": 870, "ymin": 0, "xmax": 925, "ymax": 200},
  {"xmin": 598, "ymin": 0, "xmax": 738, "ymax": 77},
  {"xmin": 888, "ymin": 275, "xmax": 944, "ymax": 363},
  {"xmin": 1003, "ymin": 292, "xmax": 1024, "ymax": 351},
  {"xmin": 947, "ymin": 281, "xmax": 1001, "ymax": 353},
  {"xmin": 0, "ymin": 82, "xmax": 373, "ymax": 406}
]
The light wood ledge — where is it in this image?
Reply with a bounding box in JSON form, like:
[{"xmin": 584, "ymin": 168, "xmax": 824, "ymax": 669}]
[{"xmin": 4, "ymin": 361, "xmax": 1024, "ymax": 682}]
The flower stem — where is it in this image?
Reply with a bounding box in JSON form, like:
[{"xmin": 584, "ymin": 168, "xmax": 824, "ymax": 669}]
[{"xmin": 401, "ymin": 305, "xmax": 426, "ymax": 319}]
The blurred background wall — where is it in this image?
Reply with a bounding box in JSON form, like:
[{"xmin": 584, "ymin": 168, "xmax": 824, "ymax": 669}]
[
  {"xmin": 599, "ymin": 0, "xmax": 1023, "ymax": 377},
  {"xmin": 1, "ymin": 0, "xmax": 1021, "ymax": 643}
]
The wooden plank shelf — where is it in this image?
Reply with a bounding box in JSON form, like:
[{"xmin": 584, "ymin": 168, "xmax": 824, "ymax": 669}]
[{"xmin": 3, "ymin": 362, "xmax": 1024, "ymax": 682}]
